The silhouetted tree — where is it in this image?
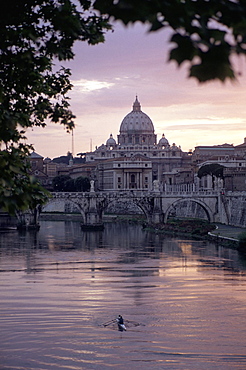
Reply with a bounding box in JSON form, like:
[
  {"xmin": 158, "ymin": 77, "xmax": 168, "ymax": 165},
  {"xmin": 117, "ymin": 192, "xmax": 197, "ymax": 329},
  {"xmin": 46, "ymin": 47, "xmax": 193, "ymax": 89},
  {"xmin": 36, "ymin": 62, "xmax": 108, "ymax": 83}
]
[
  {"xmin": 52, "ymin": 175, "xmax": 73, "ymax": 192},
  {"xmin": 95, "ymin": 0, "xmax": 246, "ymax": 82},
  {"xmin": 198, "ymin": 163, "xmax": 224, "ymax": 189},
  {"xmin": 75, "ymin": 176, "xmax": 90, "ymax": 192},
  {"xmin": 0, "ymin": 0, "xmax": 110, "ymax": 213},
  {"xmin": 52, "ymin": 175, "xmax": 90, "ymax": 192},
  {"xmin": 198, "ymin": 163, "xmax": 224, "ymax": 179}
]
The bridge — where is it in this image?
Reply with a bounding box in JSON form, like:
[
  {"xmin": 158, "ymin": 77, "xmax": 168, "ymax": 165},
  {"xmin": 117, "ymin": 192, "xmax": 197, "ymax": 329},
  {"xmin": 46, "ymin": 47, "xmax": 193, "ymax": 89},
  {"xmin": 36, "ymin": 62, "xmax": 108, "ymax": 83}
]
[
  {"xmin": 37, "ymin": 187, "xmax": 232, "ymax": 230},
  {"xmin": 14, "ymin": 187, "xmax": 246, "ymax": 230}
]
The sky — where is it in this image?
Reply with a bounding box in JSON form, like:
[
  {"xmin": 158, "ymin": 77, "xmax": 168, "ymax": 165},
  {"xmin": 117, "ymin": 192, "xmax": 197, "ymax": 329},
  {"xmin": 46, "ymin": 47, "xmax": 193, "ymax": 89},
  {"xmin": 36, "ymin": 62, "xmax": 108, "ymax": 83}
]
[{"xmin": 27, "ymin": 22, "xmax": 246, "ymax": 159}]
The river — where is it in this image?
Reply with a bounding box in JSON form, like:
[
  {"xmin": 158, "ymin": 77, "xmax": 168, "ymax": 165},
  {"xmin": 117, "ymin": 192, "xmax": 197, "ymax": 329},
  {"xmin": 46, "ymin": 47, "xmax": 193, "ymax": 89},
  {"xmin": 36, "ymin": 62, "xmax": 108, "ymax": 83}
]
[{"xmin": 0, "ymin": 220, "xmax": 246, "ymax": 370}]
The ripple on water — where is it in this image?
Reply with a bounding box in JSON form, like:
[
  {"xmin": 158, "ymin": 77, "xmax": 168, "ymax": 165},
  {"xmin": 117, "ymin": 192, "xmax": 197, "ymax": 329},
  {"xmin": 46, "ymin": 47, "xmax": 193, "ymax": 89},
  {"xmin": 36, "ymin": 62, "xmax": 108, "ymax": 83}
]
[{"xmin": 0, "ymin": 221, "xmax": 246, "ymax": 370}]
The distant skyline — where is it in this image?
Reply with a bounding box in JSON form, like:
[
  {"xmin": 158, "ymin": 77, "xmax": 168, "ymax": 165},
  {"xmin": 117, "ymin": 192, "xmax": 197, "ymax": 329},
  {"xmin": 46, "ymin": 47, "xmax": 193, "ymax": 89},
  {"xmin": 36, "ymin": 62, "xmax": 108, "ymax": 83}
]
[{"xmin": 27, "ymin": 22, "xmax": 246, "ymax": 159}]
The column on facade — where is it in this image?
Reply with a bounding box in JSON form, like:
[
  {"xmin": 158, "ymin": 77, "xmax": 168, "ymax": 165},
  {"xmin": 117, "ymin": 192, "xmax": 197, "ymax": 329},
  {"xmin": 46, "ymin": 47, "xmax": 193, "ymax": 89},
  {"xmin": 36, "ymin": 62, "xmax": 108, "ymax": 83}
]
[
  {"xmin": 207, "ymin": 174, "xmax": 213, "ymax": 189},
  {"xmin": 140, "ymin": 172, "xmax": 143, "ymax": 190},
  {"xmin": 137, "ymin": 172, "xmax": 140, "ymax": 189},
  {"xmin": 122, "ymin": 171, "xmax": 125, "ymax": 190},
  {"xmin": 123, "ymin": 170, "xmax": 127, "ymax": 190},
  {"xmin": 126, "ymin": 172, "xmax": 129, "ymax": 190},
  {"xmin": 113, "ymin": 171, "xmax": 116, "ymax": 190}
]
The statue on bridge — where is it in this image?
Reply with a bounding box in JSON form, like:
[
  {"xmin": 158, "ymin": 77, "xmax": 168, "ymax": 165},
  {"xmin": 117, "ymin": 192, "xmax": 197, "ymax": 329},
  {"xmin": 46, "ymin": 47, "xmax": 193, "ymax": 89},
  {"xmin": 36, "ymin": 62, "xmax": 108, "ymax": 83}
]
[
  {"xmin": 90, "ymin": 180, "xmax": 95, "ymax": 193},
  {"xmin": 214, "ymin": 177, "xmax": 224, "ymax": 190},
  {"xmin": 153, "ymin": 180, "xmax": 160, "ymax": 192}
]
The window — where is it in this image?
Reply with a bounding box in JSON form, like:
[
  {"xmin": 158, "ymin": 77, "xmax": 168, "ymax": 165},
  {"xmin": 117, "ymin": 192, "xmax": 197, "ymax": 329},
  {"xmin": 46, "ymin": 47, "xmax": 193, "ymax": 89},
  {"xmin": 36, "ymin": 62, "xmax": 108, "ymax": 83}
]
[
  {"xmin": 118, "ymin": 177, "xmax": 121, "ymax": 183},
  {"xmin": 32, "ymin": 161, "xmax": 38, "ymax": 169}
]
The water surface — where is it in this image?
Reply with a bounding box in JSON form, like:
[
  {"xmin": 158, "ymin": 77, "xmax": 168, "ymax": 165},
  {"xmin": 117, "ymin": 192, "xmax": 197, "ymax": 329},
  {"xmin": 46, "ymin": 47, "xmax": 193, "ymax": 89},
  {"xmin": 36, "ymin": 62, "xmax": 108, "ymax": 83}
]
[{"xmin": 1, "ymin": 221, "xmax": 246, "ymax": 369}]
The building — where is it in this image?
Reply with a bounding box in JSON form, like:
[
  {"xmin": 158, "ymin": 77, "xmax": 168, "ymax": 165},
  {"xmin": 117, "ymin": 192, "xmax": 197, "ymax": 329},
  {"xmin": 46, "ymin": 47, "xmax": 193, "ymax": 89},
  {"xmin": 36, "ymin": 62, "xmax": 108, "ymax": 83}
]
[
  {"xmin": 194, "ymin": 138, "xmax": 246, "ymax": 191},
  {"xmin": 96, "ymin": 155, "xmax": 153, "ymax": 191},
  {"xmin": 192, "ymin": 144, "xmax": 235, "ymax": 165},
  {"xmin": 28, "ymin": 102, "xmax": 246, "ymax": 192},
  {"xmin": 224, "ymin": 139, "xmax": 246, "ymax": 190},
  {"xmin": 29, "ymin": 151, "xmax": 44, "ymax": 172},
  {"xmin": 235, "ymin": 137, "xmax": 246, "ymax": 158},
  {"xmin": 224, "ymin": 167, "xmax": 246, "ymax": 191},
  {"xmin": 29, "ymin": 151, "xmax": 50, "ymax": 187},
  {"xmin": 82, "ymin": 97, "xmax": 192, "ymax": 191}
]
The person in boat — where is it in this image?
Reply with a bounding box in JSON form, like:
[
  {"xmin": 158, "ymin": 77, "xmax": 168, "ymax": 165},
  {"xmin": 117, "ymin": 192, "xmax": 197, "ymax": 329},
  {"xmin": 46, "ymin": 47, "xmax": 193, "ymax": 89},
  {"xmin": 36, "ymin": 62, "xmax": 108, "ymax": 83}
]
[{"xmin": 117, "ymin": 315, "xmax": 126, "ymax": 331}]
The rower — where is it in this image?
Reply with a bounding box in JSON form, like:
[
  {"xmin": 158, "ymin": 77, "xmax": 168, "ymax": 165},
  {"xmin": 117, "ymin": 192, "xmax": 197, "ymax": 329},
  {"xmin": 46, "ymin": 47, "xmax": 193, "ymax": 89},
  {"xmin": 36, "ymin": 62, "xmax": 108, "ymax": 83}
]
[{"xmin": 116, "ymin": 315, "xmax": 126, "ymax": 331}]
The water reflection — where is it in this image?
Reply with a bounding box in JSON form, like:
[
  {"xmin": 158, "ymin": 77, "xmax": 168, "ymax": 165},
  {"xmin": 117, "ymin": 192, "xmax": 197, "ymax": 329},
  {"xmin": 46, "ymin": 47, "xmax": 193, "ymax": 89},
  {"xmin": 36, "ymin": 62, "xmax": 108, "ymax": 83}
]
[
  {"xmin": 1, "ymin": 221, "xmax": 245, "ymax": 276},
  {"xmin": 0, "ymin": 221, "xmax": 246, "ymax": 370}
]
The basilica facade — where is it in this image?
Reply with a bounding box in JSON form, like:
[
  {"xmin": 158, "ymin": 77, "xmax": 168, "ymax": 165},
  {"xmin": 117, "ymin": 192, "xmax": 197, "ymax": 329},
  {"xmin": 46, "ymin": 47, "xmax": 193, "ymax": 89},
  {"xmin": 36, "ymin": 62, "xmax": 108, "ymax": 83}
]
[{"xmin": 85, "ymin": 97, "xmax": 192, "ymax": 191}]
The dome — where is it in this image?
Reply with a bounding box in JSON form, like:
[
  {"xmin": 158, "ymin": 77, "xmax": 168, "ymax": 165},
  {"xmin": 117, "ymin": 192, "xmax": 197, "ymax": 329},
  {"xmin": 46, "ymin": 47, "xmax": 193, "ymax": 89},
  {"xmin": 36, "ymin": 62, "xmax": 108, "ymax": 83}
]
[
  {"xmin": 106, "ymin": 134, "xmax": 116, "ymax": 146},
  {"xmin": 30, "ymin": 151, "xmax": 43, "ymax": 159},
  {"xmin": 158, "ymin": 134, "xmax": 169, "ymax": 147},
  {"xmin": 119, "ymin": 96, "xmax": 154, "ymax": 134}
]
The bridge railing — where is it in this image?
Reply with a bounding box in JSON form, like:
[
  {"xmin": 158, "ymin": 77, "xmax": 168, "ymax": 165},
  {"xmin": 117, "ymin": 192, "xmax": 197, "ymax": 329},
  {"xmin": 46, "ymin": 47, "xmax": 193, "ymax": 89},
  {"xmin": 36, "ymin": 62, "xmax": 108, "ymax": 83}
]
[
  {"xmin": 163, "ymin": 190, "xmax": 220, "ymax": 196},
  {"xmin": 50, "ymin": 189, "xmax": 246, "ymax": 198},
  {"xmin": 226, "ymin": 191, "xmax": 246, "ymax": 197},
  {"xmin": 50, "ymin": 189, "xmax": 221, "ymax": 198}
]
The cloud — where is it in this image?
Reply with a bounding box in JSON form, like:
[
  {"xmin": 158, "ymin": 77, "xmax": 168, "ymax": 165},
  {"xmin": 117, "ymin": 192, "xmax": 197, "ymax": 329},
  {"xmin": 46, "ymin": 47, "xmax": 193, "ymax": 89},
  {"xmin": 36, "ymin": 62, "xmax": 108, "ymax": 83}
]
[{"xmin": 72, "ymin": 78, "xmax": 115, "ymax": 93}]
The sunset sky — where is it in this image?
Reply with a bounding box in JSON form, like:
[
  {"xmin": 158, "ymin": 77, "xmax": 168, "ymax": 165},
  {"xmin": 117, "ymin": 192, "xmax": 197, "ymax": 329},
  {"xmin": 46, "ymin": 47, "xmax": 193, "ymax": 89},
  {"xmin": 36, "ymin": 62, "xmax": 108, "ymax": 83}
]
[{"xmin": 27, "ymin": 22, "xmax": 246, "ymax": 159}]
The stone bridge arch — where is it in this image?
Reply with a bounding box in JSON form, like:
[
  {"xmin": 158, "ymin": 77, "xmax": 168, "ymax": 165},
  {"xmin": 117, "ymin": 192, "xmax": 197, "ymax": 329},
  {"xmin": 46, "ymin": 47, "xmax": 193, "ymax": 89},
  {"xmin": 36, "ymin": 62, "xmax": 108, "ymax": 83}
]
[
  {"xmin": 163, "ymin": 198, "xmax": 214, "ymax": 223},
  {"xmin": 37, "ymin": 191, "xmax": 221, "ymax": 229},
  {"xmin": 102, "ymin": 196, "xmax": 149, "ymax": 221},
  {"xmin": 42, "ymin": 196, "xmax": 87, "ymax": 224}
]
